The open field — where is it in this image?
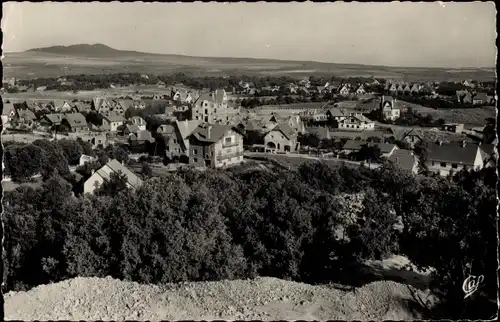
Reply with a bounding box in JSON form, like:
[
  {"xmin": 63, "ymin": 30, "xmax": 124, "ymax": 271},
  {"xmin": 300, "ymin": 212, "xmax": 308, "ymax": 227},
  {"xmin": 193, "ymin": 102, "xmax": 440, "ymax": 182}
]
[
  {"xmin": 3, "ymin": 50, "xmax": 495, "ymax": 81},
  {"xmin": 407, "ymin": 103, "xmax": 496, "ymax": 127}
]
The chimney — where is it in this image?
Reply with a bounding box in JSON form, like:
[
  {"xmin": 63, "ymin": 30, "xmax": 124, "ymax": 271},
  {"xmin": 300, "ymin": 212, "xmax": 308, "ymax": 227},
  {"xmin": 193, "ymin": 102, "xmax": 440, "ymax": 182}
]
[
  {"xmin": 91, "ymin": 169, "xmax": 95, "ymax": 175},
  {"xmin": 461, "ymin": 140, "xmax": 466, "ymax": 147},
  {"xmin": 437, "ymin": 140, "xmax": 442, "ymax": 146},
  {"xmin": 396, "ymin": 157, "xmax": 400, "ymax": 164},
  {"xmin": 121, "ymin": 160, "xmax": 124, "ymax": 166},
  {"xmin": 207, "ymin": 125, "xmax": 212, "ymax": 138}
]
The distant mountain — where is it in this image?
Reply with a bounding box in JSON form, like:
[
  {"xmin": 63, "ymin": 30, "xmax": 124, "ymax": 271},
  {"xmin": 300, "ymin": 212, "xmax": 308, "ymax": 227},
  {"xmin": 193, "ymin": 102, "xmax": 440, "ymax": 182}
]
[{"xmin": 26, "ymin": 43, "xmax": 154, "ymax": 57}]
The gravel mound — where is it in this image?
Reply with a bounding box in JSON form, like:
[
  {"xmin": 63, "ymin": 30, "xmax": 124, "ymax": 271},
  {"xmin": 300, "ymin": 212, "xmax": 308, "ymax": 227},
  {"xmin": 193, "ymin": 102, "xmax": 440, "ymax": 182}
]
[{"xmin": 4, "ymin": 276, "xmax": 431, "ymax": 321}]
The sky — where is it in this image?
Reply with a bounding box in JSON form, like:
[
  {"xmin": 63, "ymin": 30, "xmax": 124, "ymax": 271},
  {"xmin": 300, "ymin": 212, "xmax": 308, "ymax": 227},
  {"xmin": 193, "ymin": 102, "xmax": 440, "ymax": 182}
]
[{"xmin": 1, "ymin": 1, "xmax": 496, "ymax": 68}]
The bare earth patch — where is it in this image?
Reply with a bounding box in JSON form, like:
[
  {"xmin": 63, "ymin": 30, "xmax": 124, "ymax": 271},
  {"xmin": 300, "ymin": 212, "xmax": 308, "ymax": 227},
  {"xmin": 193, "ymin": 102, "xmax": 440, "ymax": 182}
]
[{"xmin": 4, "ymin": 276, "xmax": 434, "ymax": 321}]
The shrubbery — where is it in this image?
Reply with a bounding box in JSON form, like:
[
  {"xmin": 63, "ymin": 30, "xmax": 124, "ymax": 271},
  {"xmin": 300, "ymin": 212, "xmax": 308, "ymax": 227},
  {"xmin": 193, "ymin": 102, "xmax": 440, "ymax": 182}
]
[{"xmin": 2, "ymin": 161, "xmax": 497, "ymax": 319}]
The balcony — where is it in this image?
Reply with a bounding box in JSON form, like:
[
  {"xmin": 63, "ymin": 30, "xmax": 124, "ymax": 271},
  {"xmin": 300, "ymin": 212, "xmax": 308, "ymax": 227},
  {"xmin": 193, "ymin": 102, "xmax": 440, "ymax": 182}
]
[
  {"xmin": 222, "ymin": 141, "xmax": 240, "ymax": 148},
  {"xmin": 217, "ymin": 151, "xmax": 244, "ymax": 161}
]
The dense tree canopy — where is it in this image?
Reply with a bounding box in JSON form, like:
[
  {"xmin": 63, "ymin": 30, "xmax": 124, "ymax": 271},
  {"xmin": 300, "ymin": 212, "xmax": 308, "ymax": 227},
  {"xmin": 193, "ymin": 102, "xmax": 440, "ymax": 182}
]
[{"xmin": 2, "ymin": 160, "xmax": 497, "ymax": 319}]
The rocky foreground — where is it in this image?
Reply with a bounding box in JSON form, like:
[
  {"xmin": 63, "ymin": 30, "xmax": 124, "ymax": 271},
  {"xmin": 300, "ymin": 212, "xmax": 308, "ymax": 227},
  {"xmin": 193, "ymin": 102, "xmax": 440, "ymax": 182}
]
[{"xmin": 4, "ymin": 276, "xmax": 433, "ymax": 321}]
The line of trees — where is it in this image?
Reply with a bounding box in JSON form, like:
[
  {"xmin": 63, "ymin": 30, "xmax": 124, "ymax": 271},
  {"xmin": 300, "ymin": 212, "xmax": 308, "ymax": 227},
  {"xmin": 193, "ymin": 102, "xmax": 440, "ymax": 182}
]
[{"xmin": 2, "ymin": 159, "xmax": 497, "ymax": 319}]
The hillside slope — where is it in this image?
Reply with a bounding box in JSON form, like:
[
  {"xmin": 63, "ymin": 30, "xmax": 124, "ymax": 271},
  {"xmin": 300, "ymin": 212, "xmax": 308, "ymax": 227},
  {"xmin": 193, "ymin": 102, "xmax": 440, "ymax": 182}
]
[{"xmin": 4, "ymin": 276, "xmax": 433, "ymax": 321}]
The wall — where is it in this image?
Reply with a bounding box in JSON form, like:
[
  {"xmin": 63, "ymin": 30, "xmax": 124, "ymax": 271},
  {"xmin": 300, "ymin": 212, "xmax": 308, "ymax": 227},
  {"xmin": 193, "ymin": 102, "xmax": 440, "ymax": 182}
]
[
  {"xmin": 214, "ymin": 130, "xmax": 244, "ymax": 167},
  {"xmin": 426, "ymin": 149, "xmax": 483, "ymax": 176},
  {"xmin": 264, "ymin": 130, "xmax": 298, "ymax": 153}
]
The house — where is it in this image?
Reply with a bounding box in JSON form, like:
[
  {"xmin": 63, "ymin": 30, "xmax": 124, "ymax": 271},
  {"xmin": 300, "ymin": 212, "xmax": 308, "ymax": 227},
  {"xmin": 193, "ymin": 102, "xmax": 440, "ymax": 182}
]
[
  {"xmin": 79, "ymin": 154, "xmax": 98, "ymax": 166},
  {"xmin": 338, "ymin": 114, "xmax": 375, "ymax": 131},
  {"xmin": 380, "ymin": 95, "xmax": 401, "ymax": 121},
  {"xmin": 441, "ymin": 123, "xmax": 464, "ymax": 134},
  {"xmin": 397, "ymin": 84, "xmax": 405, "ymax": 92},
  {"xmin": 73, "ymin": 101, "xmax": 92, "ymax": 114},
  {"xmin": 410, "ymin": 84, "xmax": 421, "ymax": 93},
  {"xmin": 12, "ymin": 109, "xmax": 37, "ymax": 128},
  {"xmin": 102, "ymin": 113, "xmax": 125, "ymax": 132},
  {"xmin": 426, "ymin": 141, "xmax": 484, "ymax": 176},
  {"xmin": 389, "ymin": 83, "xmax": 398, "ymax": 93},
  {"xmin": 123, "ymin": 124, "xmax": 141, "ymax": 136},
  {"xmin": 463, "ymin": 92, "xmax": 474, "ymax": 104},
  {"xmin": 355, "ymin": 85, "xmax": 366, "ymax": 95},
  {"xmin": 399, "ymin": 128, "xmax": 424, "ymax": 148},
  {"xmin": 479, "ymin": 143, "xmax": 497, "ymax": 168},
  {"xmin": 342, "ymin": 140, "xmax": 398, "ymax": 158},
  {"xmin": 188, "ymin": 123, "xmax": 245, "ymax": 168},
  {"xmin": 36, "ymin": 86, "xmax": 47, "ymax": 92},
  {"xmin": 83, "ymin": 159, "xmax": 143, "ymax": 195},
  {"xmin": 129, "ymin": 130, "xmax": 155, "ymax": 145},
  {"xmin": 53, "ymin": 100, "xmax": 74, "ymax": 113},
  {"xmin": 1, "ymin": 102, "xmax": 16, "ymax": 126},
  {"xmin": 39, "ymin": 113, "xmax": 65, "ymax": 130},
  {"xmin": 117, "ymin": 99, "xmax": 135, "ymax": 113},
  {"xmin": 403, "ymin": 84, "xmax": 412, "ymax": 93},
  {"xmin": 128, "ymin": 116, "xmax": 147, "ymax": 131},
  {"xmin": 473, "ymin": 92, "xmax": 488, "ymax": 105},
  {"xmin": 388, "ymin": 149, "xmax": 419, "ymax": 174},
  {"xmin": 190, "ymin": 89, "xmax": 239, "ymax": 125},
  {"xmin": 61, "ymin": 113, "xmax": 89, "ymax": 132},
  {"xmin": 306, "ymin": 127, "xmax": 331, "ymax": 140},
  {"xmin": 264, "ymin": 122, "xmax": 300, "ymax": 153},
  {"xmin": 326, "ymin": 107, "xmax": 347, "ymax": 123},
  {"xmin": 339, "ymin": 84, "xmax": 351, "ymax": 96},
  {"xmin": 172, "ymin": 119, "xmax": 203, "ymax": 158}
]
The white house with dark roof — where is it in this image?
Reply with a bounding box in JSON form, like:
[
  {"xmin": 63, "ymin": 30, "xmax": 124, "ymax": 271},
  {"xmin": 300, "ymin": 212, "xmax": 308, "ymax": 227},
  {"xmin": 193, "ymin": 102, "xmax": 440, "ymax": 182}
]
[
  {"xmin": 426, "ymin": 141, "xmax": 484, "ymax": 176},
  {"xmin": 190, "ymin": 89, "xmax": 240, "ymax": 125},
  {"xmin": 338, "ymin": 114, "xmax": 375, "ymax": 131},
  {"xmin": 102, "ymin": 113, "xmax": 125, "ymax": 132}
]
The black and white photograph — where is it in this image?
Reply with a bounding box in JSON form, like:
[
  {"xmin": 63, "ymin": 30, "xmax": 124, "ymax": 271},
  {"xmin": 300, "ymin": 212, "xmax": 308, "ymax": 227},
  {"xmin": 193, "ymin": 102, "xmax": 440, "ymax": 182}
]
[{"xmin": 1, "ymin": 1, "xmax": 498, "ymax": 320}]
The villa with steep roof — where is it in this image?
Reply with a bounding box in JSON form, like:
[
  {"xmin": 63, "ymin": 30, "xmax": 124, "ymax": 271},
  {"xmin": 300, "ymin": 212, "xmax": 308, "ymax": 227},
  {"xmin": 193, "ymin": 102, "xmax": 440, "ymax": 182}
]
[
  {"xmin": 380, "ymin": 95, "xmax": 401, "ymax": 121},
  {"xmin": 102, "ymin": 113, "xmax": 125, "ymax": 132},
  {"xmin": 61, "ymin": 113, "xmax": 89, "ymax": 132},
  {"xmin": 338, "ymin": 113, "xmax": 375, "ymax": 131},
  {"xmin": 188, "ymin": 123, "xmax": 245, "ymax": 168},
  {"xmin": 264, "ymin": 122, "xmax": 300, "ymax": 153},
  {"xmin": 189, "ymin": 89, "xmax": 240, "ymax": 125}
]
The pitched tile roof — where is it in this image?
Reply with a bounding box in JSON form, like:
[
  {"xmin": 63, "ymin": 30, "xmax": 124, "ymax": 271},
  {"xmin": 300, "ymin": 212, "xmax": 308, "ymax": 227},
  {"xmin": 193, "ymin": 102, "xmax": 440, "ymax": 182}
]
[
  {"xmin": 103, "ymin": 113, "xmax": 125, "ymax": 123},
  {"xmin": 64, "ymin": 113, "xmax": 88, "ymax": 128},
  {"xmin": 2, "ymin": 102, "xmax": 15, "ymax": 116},
  {"xmin": 17, "ymin": 109, "xmax": 36, "ymax": 121},
  {"xmin": 125, "ymin": 124, "xmax": 140, "ymax": 134},
  {"xmin": 44, "ymin": 113, "xmax": 65, "ymax": 124},
  {"xmin": 306, "ymin": 126, "xmax": 330, "ymax": 140},
  {"xmin": 270, "ymin": 122, "xmax": 296, "ymax": 140},
  {"xmin": 327, "ymin": 107, "xmax": 345, "ymax": 117},
  {"xmin": 129, "ymin": 130, "xmax": 155, "ymax": 143},
  {"xmin": 95, "ymin": 159, "xmax": 143, "ymax": 190},
  {"xmin": 427, "ymin": 142, "xmax": 479, "ymax": 166},
  {"xmin": 388, "ymin": 149, "xmax": 416, "ymax": 172},
  {"xmin": 157, "ymin": 124, "xmax": 175, "ymax": 135},
  {"xmin": 191, "ymin": 123, "xmax": 242, "ymax": 143},
  {"xmin": 176, "ymin": 119, "xmax": 202, "ymax": 140}
]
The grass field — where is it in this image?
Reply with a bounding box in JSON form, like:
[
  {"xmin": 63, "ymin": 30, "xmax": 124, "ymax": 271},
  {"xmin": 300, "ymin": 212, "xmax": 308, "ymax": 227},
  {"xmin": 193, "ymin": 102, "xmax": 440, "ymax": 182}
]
[
  {"xmin": 408, "ymin": 103, "xmax": 496, "ymax": 127},
  {"xmin": 3, "ymin": 50, "xmax": 495, "ymax": 81}
]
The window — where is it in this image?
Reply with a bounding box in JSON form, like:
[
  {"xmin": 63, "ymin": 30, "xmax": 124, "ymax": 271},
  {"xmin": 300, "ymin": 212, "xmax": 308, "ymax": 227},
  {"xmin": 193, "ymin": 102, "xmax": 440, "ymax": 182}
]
[
  {"xmin": 173, "ymin": 139, "xmax": 177, "ymax": 144},
  {"xmin": 227, "ymin": 148, "xmax": 232, "ymax": 153},
  {"xmin": 196, "ymin": 116, "xmax": 199, "ymax": 120},
  {"xmin": 214, "ymin": 109, "xmax": 217, "ymax": 113},
  {"xmin": 193, "ymin": 149, "xmax": 197, "ymax": 155},
  {"xmin": 225, "ymin": 137, "xmax": 232, "ymax": 144},
  {"xmin": 440, "ymin": 162, "xmax": 447, "ymax": 167},
  {"xmin": 204, "ymin": 116, "xmax": 208, "ymax": 122},
  {"xmin": 205, "ymin": 109, "xmax": 208, "ymax": 114},
  {"xmin": 452, "ymin": 163, "xmax": 458, "ymax": 169},
  {"xmin": 194, "ymin": 158, "xmax": 198, "ymax": 163}
]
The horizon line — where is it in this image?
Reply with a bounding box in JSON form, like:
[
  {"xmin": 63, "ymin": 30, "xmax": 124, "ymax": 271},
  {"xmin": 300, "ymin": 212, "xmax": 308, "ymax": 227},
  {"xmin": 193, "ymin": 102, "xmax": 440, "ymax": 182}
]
[{"xmin": 4, "ymin": 43, "xmax": 496, "ymax": 71}]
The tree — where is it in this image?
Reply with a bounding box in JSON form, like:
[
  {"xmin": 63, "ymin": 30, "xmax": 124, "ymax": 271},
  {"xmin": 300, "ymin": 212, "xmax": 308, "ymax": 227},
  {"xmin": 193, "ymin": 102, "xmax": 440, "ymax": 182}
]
[
  {"xmin": 141, "ymin": 163, "xmax": 153, "ymax": 179},
  {"xmin": 355, "ymin": 144, "xmax": 382, "ymax": 166},
  {"xmin": 96, "ymin": 171, "xmax": 129, "ymax": 197},
  {"xmin": 57, "ymin": 139, "xmax": 85, "ymax": 165},
  {"xmin": 4, "ymin": 144, "xmax": 45, "ymax": 182},
  {"xmin": 414, "ymin": 140, "xmax": 430, "ymax": 174}
]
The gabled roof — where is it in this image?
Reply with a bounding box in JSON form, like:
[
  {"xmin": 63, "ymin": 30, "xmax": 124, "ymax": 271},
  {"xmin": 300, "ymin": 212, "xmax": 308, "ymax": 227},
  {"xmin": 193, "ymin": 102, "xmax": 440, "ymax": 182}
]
[
  {"xmin": 191, "ymin": 123, "xmax": 242, "ymax": 143},
  {"xmin": 94, "ymin": 159, "xmax": 143, "ymax": 190},
  {"xmin": 2, "ymin": 102, "xmax": 15, "ymax": 116},
  {"xmin": 157, "ymin": 124, "xmax": 175, "ymax": 135},
  {"xmin": 269, "ymin": 122, "xmax": 296, "ymax": 140},
  {"xmin": 117, "ymin": 99, "xmax": 135, "ymax": 111},
  {"xmin": 129, "ymin": 130, "xmax": 155, "ymax": 143},
  {"xmin": 326, "ymin": 107, "xmax": 345, "ymax": 117},
  {"xmin": 16, "ymin": 109, "xmax": 36, "ymax": 121},
  {"xmin": 388, "ymin": 149, "xmax": 416, "ymax": 172},
  {"xmin": 125, "ymin": 124, "xmax": 140, "ymax": 133},
  {"xmin": 176, "ymin": 119, "xmax": 203, "ymax": 140},
  {"xmin": 54, "ymin": 99, "xmax": 73, "ymax": 109},
  {"xmin": 103, "ymin": 113, "xmax": 125, "ymax": 123},
  {"xmin": 130, "ymin": 116, "xmax": 146, "ymax": 125},
  {"xmin": 64, "ymin": 113, "xmax": 88, "ymax": 128},
  {"xmin": 245, "ymin": 119, "xmax": 263, "ymax": 132},
  {"xmin": 427, "ymin": 143, "xmax": 479, "ymax": 166},
  {"xmin": 73, "ymin": 101, "xmax": 91, "ymax": 113},
  {"xmin": 42, "ymin": 113, "xmax": 64, "ymax": 124}
]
